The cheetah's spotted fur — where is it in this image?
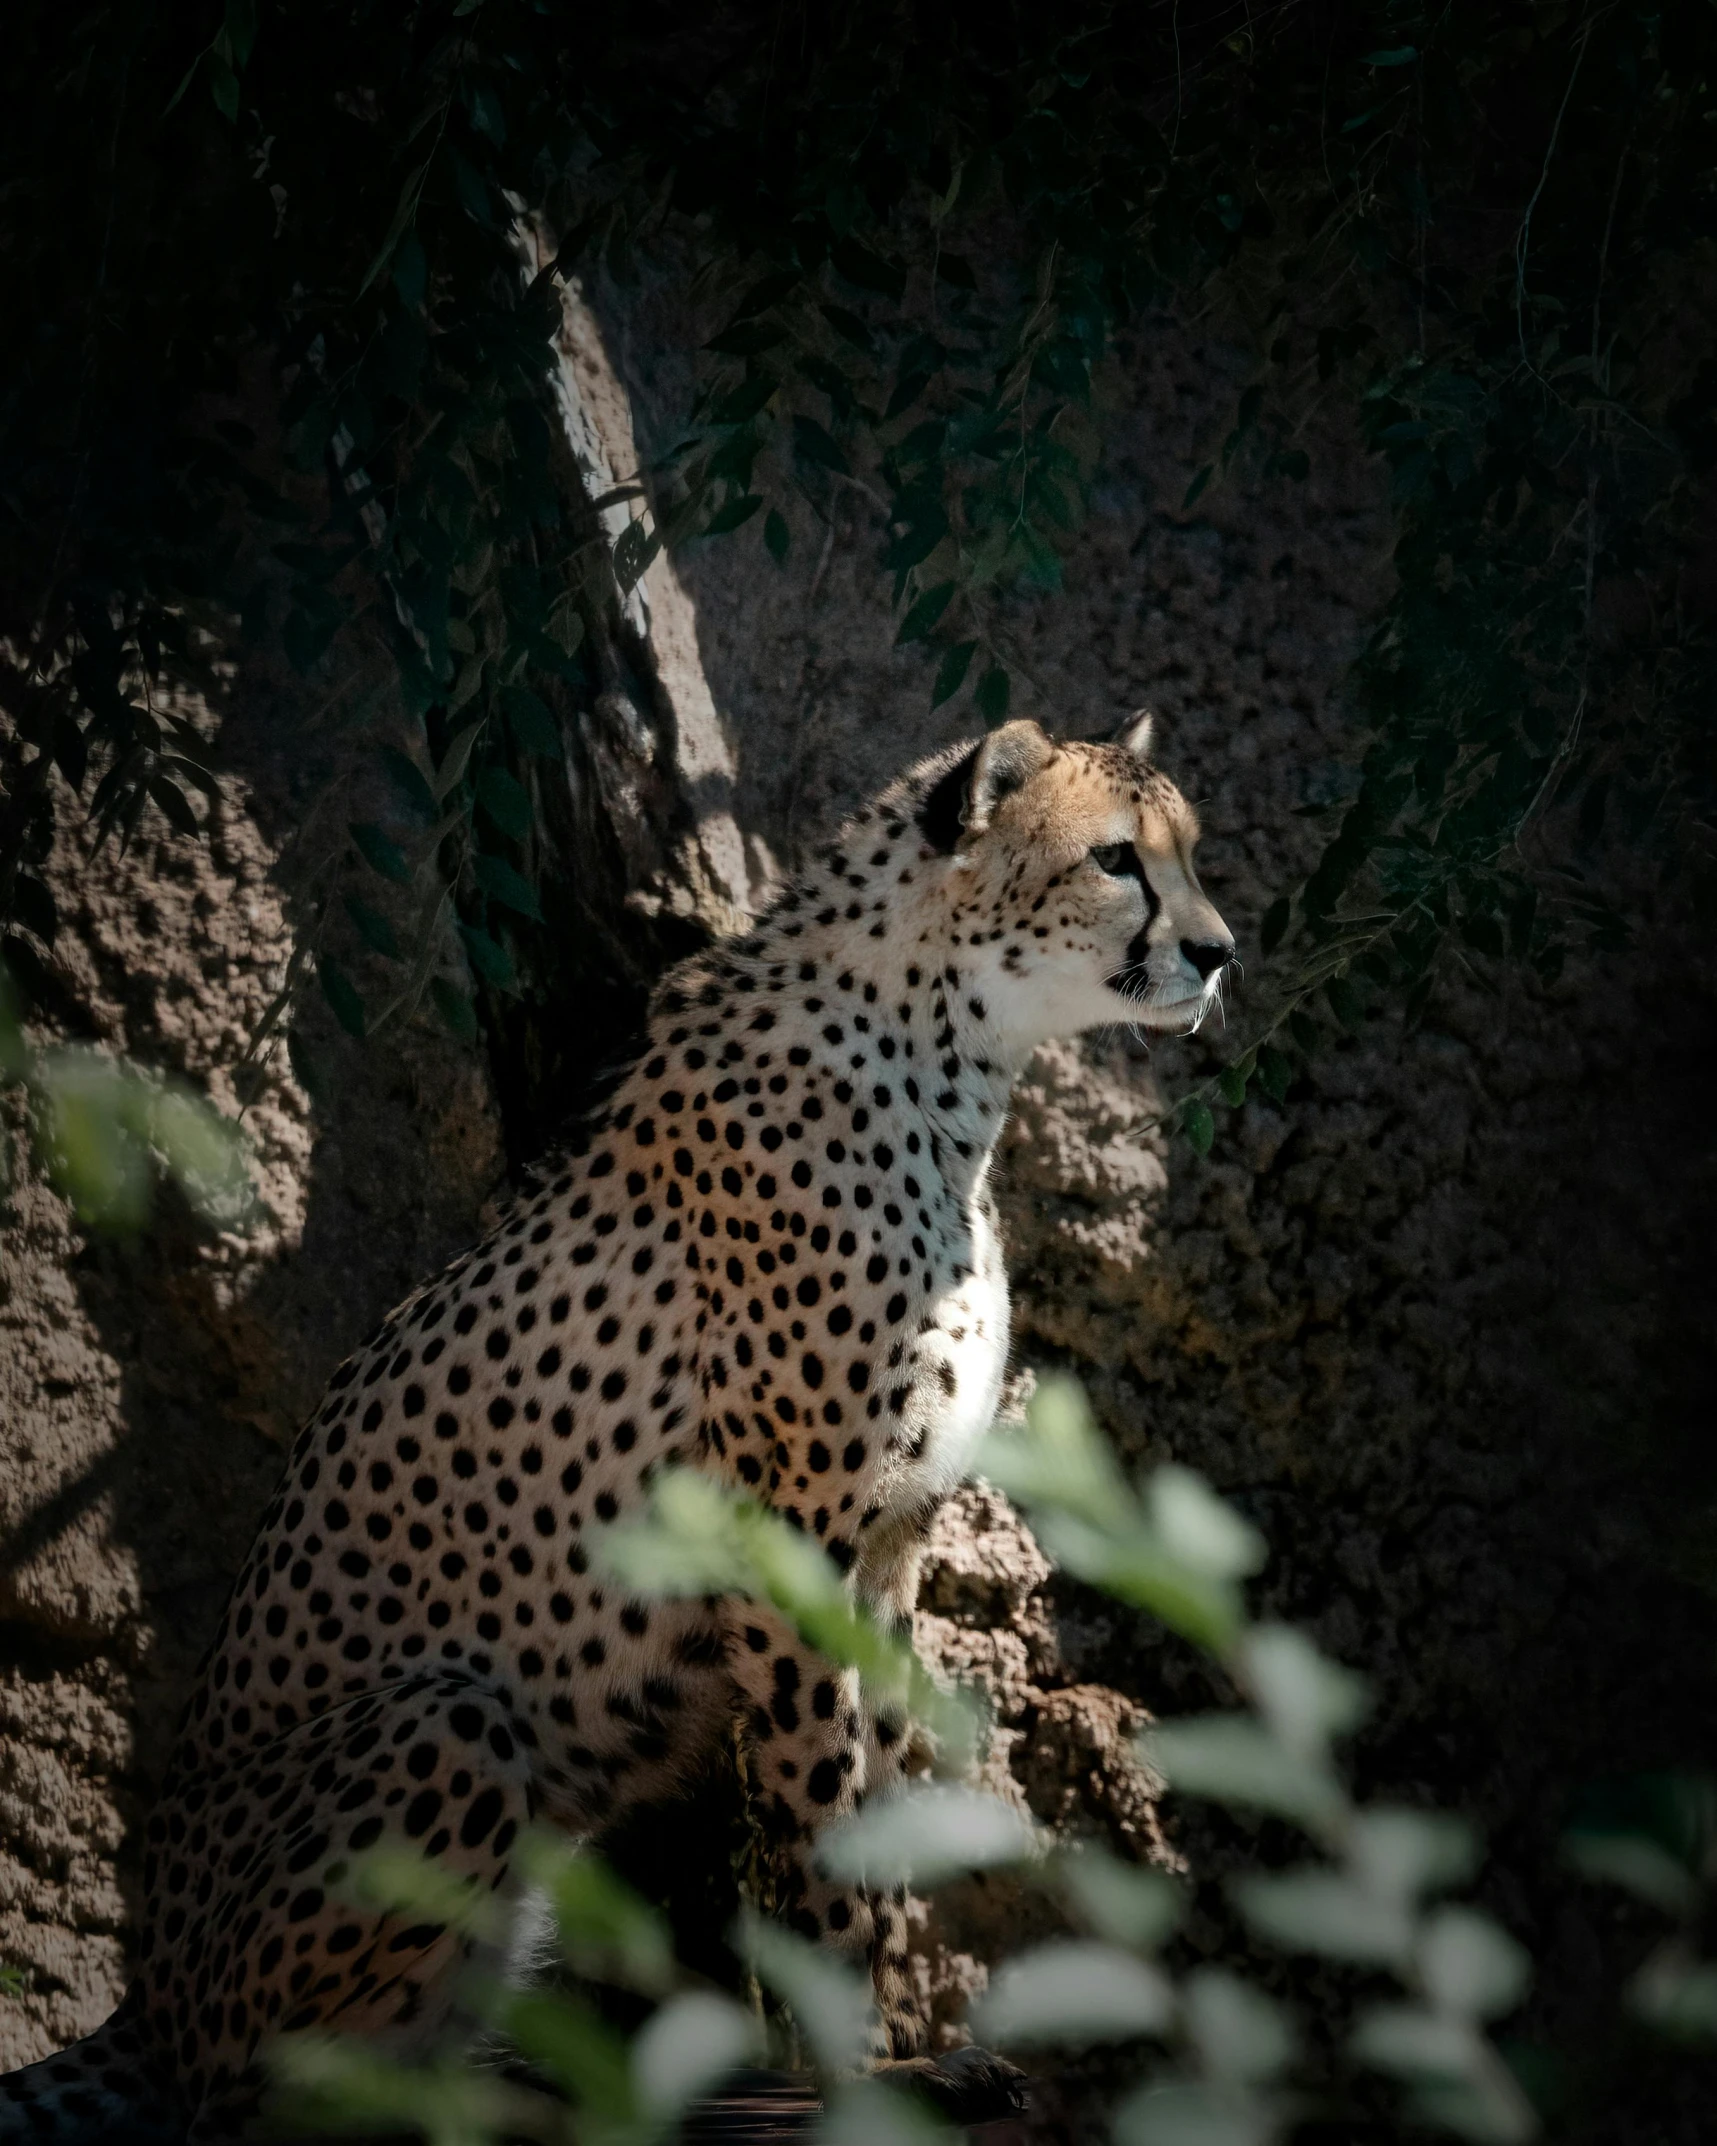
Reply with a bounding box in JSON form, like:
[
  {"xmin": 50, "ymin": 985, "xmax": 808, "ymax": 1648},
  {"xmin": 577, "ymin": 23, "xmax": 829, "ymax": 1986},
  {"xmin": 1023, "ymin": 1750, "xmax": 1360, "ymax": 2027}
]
[{"xmin": 1, "ymin": 716, "xmax": 1232, "ymax": 2140}]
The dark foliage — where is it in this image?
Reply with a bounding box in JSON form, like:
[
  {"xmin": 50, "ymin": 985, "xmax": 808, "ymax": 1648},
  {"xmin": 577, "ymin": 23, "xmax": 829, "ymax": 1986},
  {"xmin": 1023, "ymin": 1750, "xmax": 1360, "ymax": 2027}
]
[{"xmin": 1, "ymin": 0, "xmax": 1712, "ymax": 1140}]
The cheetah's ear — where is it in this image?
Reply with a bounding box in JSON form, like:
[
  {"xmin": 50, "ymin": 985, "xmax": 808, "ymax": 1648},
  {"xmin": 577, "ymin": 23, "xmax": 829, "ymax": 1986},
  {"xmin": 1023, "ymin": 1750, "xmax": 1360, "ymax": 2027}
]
[
  {"xmin": 964, "ymin": 719, "xmax": 1056, "ymax": 834},
  {"xmin": 918, "ymin": 721, "xmax": 1054, "ymax": 851},
  {"xmin": 1111, "ymin": 707, "xmax": 1155, "ymax": 760}
]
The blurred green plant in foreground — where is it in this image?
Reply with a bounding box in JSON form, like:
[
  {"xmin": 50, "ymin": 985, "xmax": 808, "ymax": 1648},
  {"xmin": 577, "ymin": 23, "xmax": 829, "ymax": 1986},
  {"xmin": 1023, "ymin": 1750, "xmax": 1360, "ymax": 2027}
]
[
  {"xmin": 0, "ymin": 961, "xmax": 254, "ymax": 1233},
  {"xmin": 263, "ymin": 1377, "xmax": 1717, "ymax": 2146}
]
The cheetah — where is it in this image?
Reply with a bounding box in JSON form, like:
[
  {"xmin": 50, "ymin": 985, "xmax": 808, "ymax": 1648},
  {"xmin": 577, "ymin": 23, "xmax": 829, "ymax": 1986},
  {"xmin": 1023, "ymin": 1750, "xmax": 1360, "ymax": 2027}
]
[{"xmin": 1, "ymin": 713, "xmax": 1233, "ymax": 2140}]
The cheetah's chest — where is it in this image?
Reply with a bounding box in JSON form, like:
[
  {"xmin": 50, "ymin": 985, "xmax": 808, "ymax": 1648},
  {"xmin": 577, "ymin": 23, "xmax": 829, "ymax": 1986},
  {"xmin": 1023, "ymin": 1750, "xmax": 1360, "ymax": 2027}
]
[{"xmin": 903, "ymin": 1193, "xmax": 1010, "ymax": 1501}]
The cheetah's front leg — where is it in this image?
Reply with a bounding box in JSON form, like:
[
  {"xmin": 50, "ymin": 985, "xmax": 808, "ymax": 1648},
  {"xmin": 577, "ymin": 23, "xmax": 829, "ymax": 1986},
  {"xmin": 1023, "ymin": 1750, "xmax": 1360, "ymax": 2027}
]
[{"xmin": 725, "ymin": 1602, "xmax": 927, "ymax": 2060}]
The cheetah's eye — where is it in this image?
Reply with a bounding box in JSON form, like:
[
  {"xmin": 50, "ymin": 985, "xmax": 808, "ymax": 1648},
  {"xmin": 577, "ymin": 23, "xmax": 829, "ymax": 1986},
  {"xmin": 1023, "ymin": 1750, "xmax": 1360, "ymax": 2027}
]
[{"xmin": 1090, "ymin": 842, "xmax": 1143, "ymax": 879}]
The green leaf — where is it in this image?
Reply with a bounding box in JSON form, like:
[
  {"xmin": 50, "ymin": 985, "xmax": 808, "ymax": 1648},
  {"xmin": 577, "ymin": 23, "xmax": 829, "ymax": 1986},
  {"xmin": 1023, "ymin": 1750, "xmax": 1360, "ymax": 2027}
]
[
  {"xmin": 598, "ymin": 1469, "xmax": 970, "ymax": 1750},
  {"xmin": 475, "ymin": 767, "xmax": 531, "ymax": 840},
  {"xmin": 711, "ymin": 375, "xmax": 777, "ymax": 424},
  {"xmin": 1417, "ymin": 1909, "xmax": 1531, "ymax": 2021},
  {"xmin": 1564, "ymin": 1830, "xmax": 1698, "ymax": 1916},
  {"xmin": 1149, "ymin": 1468, "xmax": 1265, "ymax": 1584},
  {"xmin": 1351, "ymin": 1809, "xmax": 1479, "ymax": 1904},
  {"xmin": 981, "ymin": 1378, "xmax": 1134, "ymax": 1531},
  {"xmin": 349, "ymin": 821, "xmax": 411, "ymax": 884},
  {"xmin": 728, "ymin": 269, "xmax": 800, "ymax": 321},
  {"xmin": 895, "ymin": 581, "xmax": 956, "ymax": 646},
  {"xmin": 223, "ymin": 0, "xmax": 258, "ymax": 67},
  {"xmin": 885, "ymin": 369, "xmax": 933, "ymax": 421},
  {"xmin": 435, "ymin": 720, "xmax": 483, "ymax": 801},
  {"xmin": 1054, "ymin": 1849, "xmax": 1183, "ymax": 1953},
  {"xmin": 430, "ymin": 977, "xmax": 477, "ymax": 1041},
  {"xmin": 1632, "ymin": 1955, "xmax": 1717, "ymax": 2043},
  {"xmin": 613, "ymin": 519, "xmax": 661, "ymax": 592},
  {"xmin": 150, "ymin": 1087, "xmax": 240, "ymax": 1218},
  {"xmin": 493, "ymin": 1988, "xmax": 632, "ymax": 2122},
  {"xmin": 737, "ymin": 1911, "xmax": 874, "ymax": 2075},
  {"xmin": 463, "ymin": 78, "xmax": 506, "ymax": 144},
  {"xmin": 1142, "ymin": 1719, "xmax": 1344, "ymax": 1833},
  {"xmin": 163, "ymin": 52, "xmax": 204, "ymax": 117},
  {"xmin": 32, "ymin": 1055, "xmax": 151, "ymax": 1232},
  {"xmin": 11, "ymin": 873, "xmax": 58, "ymax": 945},
  {"xmin": 1326, "ymin": 975, "xmax": 1364, "ymax": 1031},
  {"xmin": 818, "ymin": 1786, "xmax": 1036, "ymax": 1890},
  {"xmin": 792, "ymin": 415, "xmax": 851, "ymax": 475},
  {"xmin": 819, "ymin": 2079, "xmax": 948, "ymax": 2146},
  {"xmin": 343, "ymin": 894, "xmax": 400, "ymax": 960},
  {"xmin": 706, "ymin": 321, "xmax": 788, "ymax": 358},
  {"xmin": 705, "ymin": 494, "xmax": 764, "ymax": 535},
  {"xmin": 1260, "ymin": 895, "xmax": 1291, "ymax": 953},
  {"xmin": 1182, "ymin": 1098, "xmax": 1214, "ymax": 1155},
  {"xmin": 458, "ymin": 922, "xmax": 515, "ymax": 988},
  {"xmin": 158, "ymin": 751, "xmax": 217, "ymax": 801},
  {"xmin": 1030, "ymin": 1508, "xmax": 1245, "ymax": 1655},
  {"xmin": 882, "ymin": 505, "xmax": 948, "ymax": 571},
  {"xmin": 1235, "ymin": 1868, "xmax": 1411, "ymax": 1963},
  {"xmin": 379, "ymin": 746, "xmax": 437, "ymax": 824},
  {"xmin": 829, "ymin": 237, "xmax": 905, "ymax": 298},
  {"xmin": 347, "ymin": 1845, "xmax": 506, "ymax": 1942},
  {"xmin": 1240, "ymin": 1625, "xmax": 1369, "ymax": 1755},
  {"xmin": 1218, "ymin": 1065, "xmax": 1248, "ymax": 1108},
  {"xmin": 1114, "ymin": 2079, "xmax": 1271, "ymax": 2146},
  {"xmin": 286, "ymin": 1029, "xmax": 323, "ymax": 1099},
  {"xmin": 360, "ymin": 154, "xmax": 434, "ymax": 296},
  {"xmin": 147, "ymin": 776, "xmax": 201, "ymax": 837},
  {"xmin": 391, "ymin": 231, "xmax": 427, "ymax": 309},
  {"xmin": 269, "ymin": 2040, "xmax": 528, "ymax": 2141},
  {"xmin": 1256, "ymin": 1043, "xmax": 1292, "ymax": 1102},
  {"xmin": 974, "ymin": 1941, "xmax": 1173, "ymax": 2049},
  {"xmin": 471, "ymin": 852, "xmax": 543, "ymax": 922},
  {"xmin": 499, "ymin": 685, "xmax": 560, "ymax": 757},
  {"xmin": 1184, "ymin": 1969, "xmax": 1297, "ymax": 2086},
  {"xmin": 451, "ymin": 151, "xmax": 491, "ymax": 227},
  {"xmin": 818, "ymin": 301, "xmax": 873, "ymax": 351},
  {"xmin": 631, "ymin": 1992, "xmax": 760, "ymax": 2123},
  {"xmin": 208, "ymin": 49, "xmax": 240, "ymax": 120},
  {"xmin": 974, "ymin": 665, "xmax": 1010, "ymax": 727},
  {"xmin": 1183, "ymin": 463, "xmax": 1214, "ymax": 509},
  {"xmin": 447, "ymin": 654, "xmax": 486, "ymax": 715},
  {"xmin": 764, "ymin": 509, "xmax": 790, "ymax": 563},
  {"xmin": 524, "ymin": 1838, "xmax": 675, "ymax": 1994},
  {"xmin": 1363, "ymin": 46, "xmax": 1419, "ymax": 64},
  {"xmin": 547, "ymin": 596, "xmax": 586, "ymax": 658},
  {"xmin": 317, "ymin": 955, "xmax": 367, "ymax": 1039},
  {"xmin": 931, "ymin": 640, "xmax": 977, "ymax": 707},
  {"xmin": 1351, "ymin": 2003, "xmax": 1484, "ymax": 2082}
]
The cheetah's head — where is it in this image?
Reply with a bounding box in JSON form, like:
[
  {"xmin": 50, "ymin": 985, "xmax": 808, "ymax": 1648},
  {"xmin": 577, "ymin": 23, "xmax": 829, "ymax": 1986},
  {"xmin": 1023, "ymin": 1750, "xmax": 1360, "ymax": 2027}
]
[{"xmin": 913, "ymin": 712, "xmax": 1234, "ymax": 1052}]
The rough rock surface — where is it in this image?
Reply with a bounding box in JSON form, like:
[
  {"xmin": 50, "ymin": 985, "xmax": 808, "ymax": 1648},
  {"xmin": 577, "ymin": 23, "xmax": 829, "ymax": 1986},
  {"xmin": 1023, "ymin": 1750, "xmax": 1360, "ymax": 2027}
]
[
  {"xmin": 4, "ymin": 276, "xmax": 1715, "ymax": 2146},
  {"xmin": 0, "ymin": 735, "xmax": 505, "ymax": 2066},
  {"xmin": 908, "ymin": 1481, "xmax": 1179, "ymax": 2050}
]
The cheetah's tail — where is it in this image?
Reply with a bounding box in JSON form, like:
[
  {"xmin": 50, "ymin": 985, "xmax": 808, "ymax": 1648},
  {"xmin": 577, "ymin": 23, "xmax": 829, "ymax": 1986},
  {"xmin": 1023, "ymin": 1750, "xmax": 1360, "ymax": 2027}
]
[{"xmin": 0, "ymin": 1990, "xmax": 185, "ymax": 2143}]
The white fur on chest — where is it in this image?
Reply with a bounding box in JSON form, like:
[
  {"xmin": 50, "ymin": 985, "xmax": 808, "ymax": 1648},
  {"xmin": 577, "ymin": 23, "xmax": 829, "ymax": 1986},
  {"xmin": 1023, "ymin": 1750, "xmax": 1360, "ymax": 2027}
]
[{"xmin": 908, "ymin": 1195, "xmax": 1011, "ymax": 1500}]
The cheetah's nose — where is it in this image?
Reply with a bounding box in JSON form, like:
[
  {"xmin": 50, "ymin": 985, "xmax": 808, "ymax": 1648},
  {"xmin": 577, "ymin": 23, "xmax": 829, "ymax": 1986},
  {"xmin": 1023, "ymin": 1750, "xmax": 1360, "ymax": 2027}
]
[{"xmin": 1180, "ymin": 938, "xmax": 1234, "ymax": 980}]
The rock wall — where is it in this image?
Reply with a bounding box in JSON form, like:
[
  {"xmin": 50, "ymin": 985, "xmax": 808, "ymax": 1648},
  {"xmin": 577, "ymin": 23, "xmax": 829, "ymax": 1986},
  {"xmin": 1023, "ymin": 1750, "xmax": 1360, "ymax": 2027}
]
[
  {"xmin": 0, "ymin": 717, "xmax": 504, "ymax": 2064},
  {"xmin": 4, "ymin": 278, "xmax": 1714, "ymax": 2125}
]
